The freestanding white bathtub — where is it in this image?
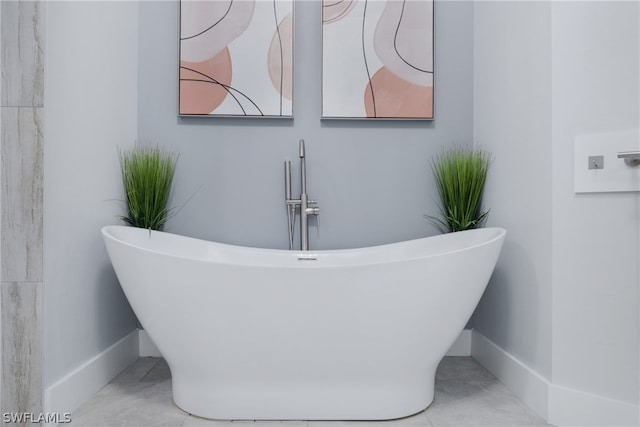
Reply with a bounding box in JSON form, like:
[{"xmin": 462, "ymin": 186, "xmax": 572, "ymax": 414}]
[{"xmin": 101, "ymin": 225, "xmax": 505, "ymax": 421}]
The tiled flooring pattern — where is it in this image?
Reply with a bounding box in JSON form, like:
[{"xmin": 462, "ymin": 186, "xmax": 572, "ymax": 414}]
[{"xmin": 66, "ymin": 357, "xmax": 552, "ymax": 427}]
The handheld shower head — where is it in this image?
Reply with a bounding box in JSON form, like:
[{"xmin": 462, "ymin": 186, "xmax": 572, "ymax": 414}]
[{"xmin": 299, "ymin": 139, "xmax": 307, "ymax": 194}]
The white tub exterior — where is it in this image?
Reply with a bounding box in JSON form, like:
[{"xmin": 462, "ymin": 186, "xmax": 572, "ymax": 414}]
[{"xmin": 102, "ymin": 226, "xmax": 506, "ymax": 421}]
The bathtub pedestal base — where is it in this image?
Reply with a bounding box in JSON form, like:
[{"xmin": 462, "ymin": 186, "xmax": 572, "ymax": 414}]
[{"xmin": 172, "ymin": 376, "xmax": 434, "ymax": 421}]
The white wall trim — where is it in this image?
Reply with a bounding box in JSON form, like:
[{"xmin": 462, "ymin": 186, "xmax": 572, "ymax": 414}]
[
  {"xmin": 43, "ymin": 330, "xmax": 139, "ymax": 425},
  {"xmin": 471, "ymin": 330, "xmax": 550, "ymax": 420},
  {"xmin": 549, "ymin": 384, "xmax": 640, "ymax": 427},
  {"xmin": 471, "ymin": 330, "xmax": 640, "ymax": 427}
]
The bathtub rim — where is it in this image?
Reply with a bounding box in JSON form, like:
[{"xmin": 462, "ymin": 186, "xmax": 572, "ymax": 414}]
[{"xmin": 102, "ymin": 225, "xmax": 506, "ymax": 268}]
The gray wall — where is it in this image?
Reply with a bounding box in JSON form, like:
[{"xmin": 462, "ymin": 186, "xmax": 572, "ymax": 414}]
[
  {"xmin": 472, "ymin": 0, "xmax": 553, "ymax": 380},
  {"xmin": 549, "ymin": 0, "xmax": 638, "ymax": 407},
  {"xmin": 472, "ymin": 0, "xmax": 639, "ymax": 421},
  {"xmin": 138, "ymin": 1, "xmax": 474, "ymax": 250},
  {"xmin": 44, "ymin": 1, "xmax": 139, "ymax": 388}
]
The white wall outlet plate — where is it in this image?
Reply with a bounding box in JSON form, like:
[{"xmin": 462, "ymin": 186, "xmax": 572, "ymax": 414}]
[
  {"xmin": 574, "ymin": 130, "xmax": 640, "ymax": 193},
  {"xmin": 588, "ymin": 155, "xmax": 604, "ymax": 170}
]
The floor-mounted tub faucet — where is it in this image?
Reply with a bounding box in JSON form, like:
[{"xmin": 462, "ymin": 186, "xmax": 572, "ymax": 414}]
[{"xmin": 284, "ymin": 139, "xmax": 319, "ymax": 251}]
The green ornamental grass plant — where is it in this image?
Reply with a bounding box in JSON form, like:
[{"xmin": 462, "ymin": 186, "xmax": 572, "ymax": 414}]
[
  {"xmin": 118, "ymin": 145, "xmax": 179, "ymax": 231},
  {"xmin": 428, "ymin": 147, "xmax": 492, "ymax": 233}
]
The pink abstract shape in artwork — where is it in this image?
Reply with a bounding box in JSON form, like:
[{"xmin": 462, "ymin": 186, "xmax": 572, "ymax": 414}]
[
  {"xmin": 180, "ymin": 0, "xmax": 255, "ymax": 63},
  {"xmin": 363, "ymin": 66, "xmax": 433, "ymax": 119},
  {"xmin": 179, "ymin": 47, "xmax": 233, "ymax": 115},
  {"xmin": 373, "ymin": 0, "xmax": 433, "ymax": 87},
  {"xmin": 268, "ymin": 13, "xmax": 293, "ymax": 101},
  {"xmin": 180, "ymin": 0, "xmax": 294, "ymax": 117}
]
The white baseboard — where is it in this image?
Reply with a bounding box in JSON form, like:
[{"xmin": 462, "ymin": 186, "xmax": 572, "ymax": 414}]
[
  {"xmin": 471, "ymin": 330, "xmax": 550, "ymax": 420},
  {"xmin": 138, "ymin": 328, "xmax": 162, "ymax": 357},
  {"xmin": 43, "ymin": 330, "xmax": 139, "ymax": 425},
  {"xmin": 549, "ymin": 383, "xmax": 640, "ymax": 427},
  {"xmin": 471, "ymin": 330, "xmax": 640, "ymax": 427},
  {"xmin": 446, "ymin": 329, "xmax": 472, "ymax": 356}
]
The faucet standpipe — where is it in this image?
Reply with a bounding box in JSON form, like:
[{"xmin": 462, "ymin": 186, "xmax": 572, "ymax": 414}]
[{"xmin": 284, "ymin": 139, "xmax": 320, "ymax": 251}]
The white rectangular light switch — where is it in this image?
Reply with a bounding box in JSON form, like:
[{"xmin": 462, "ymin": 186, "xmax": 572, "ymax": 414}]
[{"xmin": 574, "ymin": 130, "xmax": 640, "ymax": 193}]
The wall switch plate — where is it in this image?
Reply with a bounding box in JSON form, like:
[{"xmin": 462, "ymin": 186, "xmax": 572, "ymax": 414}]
[
  {"xmin": 575, "ymin": 130, "xmax": 640, "ymax": 193},
  {"xmin": 588, "ymin": 155, "xmax": 604, "ymax": 170}
]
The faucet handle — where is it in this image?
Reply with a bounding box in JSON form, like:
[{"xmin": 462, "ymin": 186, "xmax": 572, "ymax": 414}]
[
  {"xmin": 314, "ymin": 208, "xmax": 320, "ymax": 239},
  {"xmin": 313, "ymin": 206, "xmax": 320, "ymax": 239},
  {"xmin": 304, "ymin": 204, "xmax": 320, "ymax": 238}
]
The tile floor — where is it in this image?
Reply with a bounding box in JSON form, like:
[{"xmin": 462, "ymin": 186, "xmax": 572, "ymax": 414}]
[{"xmin": 66, "ymin": 357, "xmax": 553, "ymax": 427}]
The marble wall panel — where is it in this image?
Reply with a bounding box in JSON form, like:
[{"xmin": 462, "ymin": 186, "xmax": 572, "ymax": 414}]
[
  {"xmin": 1, "ymin": 107, "xmax": 43, "ymax": 283},
  {"xmin": 1, "ymin": 282, "xmax": 43, "ymax": 419},
  {"xmin": 1, "ymin": 1, "xmax": 45, "ymax": 424},
  {"xmin": 1, "ymin": 1, "xmax": 44, "ymax": 108}
]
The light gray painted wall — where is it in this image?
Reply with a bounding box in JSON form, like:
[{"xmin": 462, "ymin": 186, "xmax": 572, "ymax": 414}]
[
  {"xmin": 44, "ymin": 1, "xmax": 139, "ymax": 387},
  {"xmin": 40, "ymin": 0, "xmax": 473, "ymax": 397},
  {"xmin": 137, "ymin": 1, "xmax": 475, "ymax": 250},
  {"xmin": 473, "ymin": 0, "xmax": 639, "ymax": 410},
  {"xmin": 550, "ymin": 1, "xmax": 639, "ymax": 404},
  {"xmin": 472, "ymin": 1, "xmax": 553, "ymax": 379}
]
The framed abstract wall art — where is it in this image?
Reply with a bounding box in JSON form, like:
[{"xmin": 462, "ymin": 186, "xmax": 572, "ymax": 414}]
[
  {"xmin": 322, "ymin": 0, "xmax": 434, "ymax": 119},
  {"xmin": 179, "ymin": 0, "xmax": 294, "ymax": 117}
]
